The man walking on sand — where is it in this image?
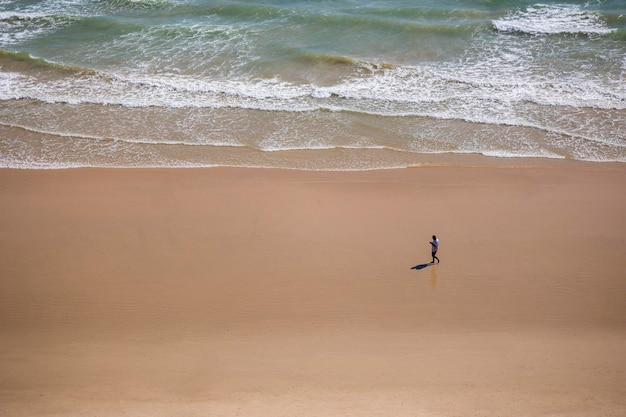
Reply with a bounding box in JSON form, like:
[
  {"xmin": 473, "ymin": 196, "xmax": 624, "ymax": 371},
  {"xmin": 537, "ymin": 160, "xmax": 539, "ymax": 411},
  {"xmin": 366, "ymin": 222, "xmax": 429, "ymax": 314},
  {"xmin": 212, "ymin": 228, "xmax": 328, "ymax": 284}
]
[{"xmin": 430, "ymin": 235, "xmax": 440, "ymax": 263}]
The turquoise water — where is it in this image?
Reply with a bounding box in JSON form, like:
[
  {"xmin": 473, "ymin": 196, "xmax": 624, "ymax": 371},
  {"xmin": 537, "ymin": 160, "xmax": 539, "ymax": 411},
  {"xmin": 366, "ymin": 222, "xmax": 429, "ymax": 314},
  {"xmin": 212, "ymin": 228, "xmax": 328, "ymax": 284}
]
[{"xmin": 1, "ymin": 0, "xmax": 625, "ymax": 169}]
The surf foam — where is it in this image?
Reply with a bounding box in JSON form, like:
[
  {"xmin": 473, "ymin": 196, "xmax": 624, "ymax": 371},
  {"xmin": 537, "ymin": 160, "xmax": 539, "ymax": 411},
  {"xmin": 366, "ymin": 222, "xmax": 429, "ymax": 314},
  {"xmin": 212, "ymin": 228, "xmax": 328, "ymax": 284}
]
[{"xmin": 492, "ymin": 4, "xmax": 616, "ymax": 35}]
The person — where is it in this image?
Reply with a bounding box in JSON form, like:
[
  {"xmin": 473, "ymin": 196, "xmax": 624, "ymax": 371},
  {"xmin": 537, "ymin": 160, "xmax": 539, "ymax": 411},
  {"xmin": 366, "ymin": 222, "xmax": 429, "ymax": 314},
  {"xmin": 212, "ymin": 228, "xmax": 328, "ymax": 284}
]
[{"xmin": 430, "ymin": 235, "xmax": 440, "ymax": 263}]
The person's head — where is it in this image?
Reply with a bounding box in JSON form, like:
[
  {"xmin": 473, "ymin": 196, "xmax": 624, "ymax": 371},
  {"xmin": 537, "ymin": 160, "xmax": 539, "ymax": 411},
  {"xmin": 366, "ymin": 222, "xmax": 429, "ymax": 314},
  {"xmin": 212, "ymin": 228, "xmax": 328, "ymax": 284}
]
[{"xmin": 432, "ymin": 235, "xmax": 437, "ymax": 240}]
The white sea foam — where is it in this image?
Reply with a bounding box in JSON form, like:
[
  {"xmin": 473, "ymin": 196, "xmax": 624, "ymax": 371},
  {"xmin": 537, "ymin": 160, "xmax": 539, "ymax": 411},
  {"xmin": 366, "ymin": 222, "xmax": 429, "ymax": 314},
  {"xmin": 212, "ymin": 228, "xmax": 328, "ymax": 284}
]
[
  {"xmin": 0, "ymin": 12, "xmax": 78, "ymax": 45},
  {"xmin": 481, "ymin": 150, "xmax": 565, "ymax": 159},
  {"xmin": 492, "ymin": 4, "xmax": 616, "ymax": 35}
]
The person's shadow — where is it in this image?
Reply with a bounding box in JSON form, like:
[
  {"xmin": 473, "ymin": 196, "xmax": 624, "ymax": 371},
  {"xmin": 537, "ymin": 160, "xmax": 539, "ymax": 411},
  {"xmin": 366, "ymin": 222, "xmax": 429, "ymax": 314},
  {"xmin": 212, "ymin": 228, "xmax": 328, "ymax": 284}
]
[{"xmin": 410, "ymin": 262, "xmax": 433, "ymax": 270}]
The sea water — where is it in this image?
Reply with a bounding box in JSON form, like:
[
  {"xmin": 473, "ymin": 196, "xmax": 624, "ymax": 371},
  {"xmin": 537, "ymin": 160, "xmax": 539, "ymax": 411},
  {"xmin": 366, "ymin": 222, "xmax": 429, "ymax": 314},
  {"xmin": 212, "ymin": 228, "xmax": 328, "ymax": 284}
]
[{"xmin": 1, "ymin": 0, "xmax": 624, "ymax": 170}]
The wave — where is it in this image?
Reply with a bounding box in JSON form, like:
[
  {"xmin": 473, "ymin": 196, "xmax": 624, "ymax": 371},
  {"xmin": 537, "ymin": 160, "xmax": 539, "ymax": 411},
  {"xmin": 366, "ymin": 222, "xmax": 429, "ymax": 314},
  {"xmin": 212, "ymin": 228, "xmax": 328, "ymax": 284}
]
[
  {"xmin": 102, "ymin": 0, "xmax": 175, "ymax": 11},
  {"xmin": 492, "ymin": 4, "xmax": 617, "ymax": 35},
  {"xmin": 1, "ymin": 47, "xmax": 624, "ymax": 124},
  {"xmin": 0, "ymin": 0, "xmax": 180, "ymax": 48},
  {"xmin": 204, "ymin": 2, "xmax": 490, "ymax": 26},
  {"xmin": 203, "ymin": 3, "xmax": 295, "ymax": 21},
  {"xmin": 0, "ymin": 49, "xmax": 97, "ymax": 77},
  {"xmin": 355, "ymin": 6, "xmax": 490, "ymax": 22},
  {"xmin": 1, "ymin": 0, "xmax": 174, "ymax": 16},
  {"xmin": 607, "ymin": 28, "xmax": 626, "ymax": 41},
  {"xmin": 293, "ymin": 52, "xmax": 358, "ymax": 68},
  {"xmin": 0, "ymin": 11, "xmax": 80, "ymax": 45}
]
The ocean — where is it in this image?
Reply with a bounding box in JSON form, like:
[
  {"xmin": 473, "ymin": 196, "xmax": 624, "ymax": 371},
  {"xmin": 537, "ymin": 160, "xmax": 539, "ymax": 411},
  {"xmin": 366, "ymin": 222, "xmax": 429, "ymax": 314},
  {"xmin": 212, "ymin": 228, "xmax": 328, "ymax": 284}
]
[{"xmin": 1, "ymin": 0, "xmax": 624, "ymax": 170}]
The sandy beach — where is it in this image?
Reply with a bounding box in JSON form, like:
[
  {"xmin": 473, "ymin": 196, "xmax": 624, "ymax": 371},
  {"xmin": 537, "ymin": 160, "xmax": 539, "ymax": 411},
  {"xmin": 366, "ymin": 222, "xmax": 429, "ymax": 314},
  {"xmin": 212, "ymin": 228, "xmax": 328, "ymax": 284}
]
[{"xmin": 1, "ymin": 161, "xmax": 625, "ymax": 416}]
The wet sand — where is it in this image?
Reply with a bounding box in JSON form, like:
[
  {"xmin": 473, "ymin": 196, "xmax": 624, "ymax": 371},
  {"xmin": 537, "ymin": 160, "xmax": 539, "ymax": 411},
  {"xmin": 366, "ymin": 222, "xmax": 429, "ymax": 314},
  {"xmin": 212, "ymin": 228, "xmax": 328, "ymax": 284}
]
[{"xmin": 1, "ymin": 162, "xmax": 625, "ymax": 416}]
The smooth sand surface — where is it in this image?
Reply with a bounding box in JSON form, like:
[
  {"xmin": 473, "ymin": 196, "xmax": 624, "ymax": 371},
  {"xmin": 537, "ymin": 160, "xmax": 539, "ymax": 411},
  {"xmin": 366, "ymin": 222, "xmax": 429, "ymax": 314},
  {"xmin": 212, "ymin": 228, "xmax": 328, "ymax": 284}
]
[{"xmin": 1, "ymin": 162, "xmax": 626, "ymax": 416}]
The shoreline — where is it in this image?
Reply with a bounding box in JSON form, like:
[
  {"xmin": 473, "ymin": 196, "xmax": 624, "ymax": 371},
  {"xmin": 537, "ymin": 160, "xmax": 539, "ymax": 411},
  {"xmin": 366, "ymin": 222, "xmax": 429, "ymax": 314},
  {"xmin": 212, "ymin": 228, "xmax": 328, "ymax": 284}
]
[
  {"xmin": 3, "ymin": 151, "xmax": 625, "ymax": 171},
  {"xmin": 1, "ymin": 161, "xmax": 625, "ymax": 416},
  {"xmin": 2, "ymin": 120, "xmax": 624, "ymax": 170}
]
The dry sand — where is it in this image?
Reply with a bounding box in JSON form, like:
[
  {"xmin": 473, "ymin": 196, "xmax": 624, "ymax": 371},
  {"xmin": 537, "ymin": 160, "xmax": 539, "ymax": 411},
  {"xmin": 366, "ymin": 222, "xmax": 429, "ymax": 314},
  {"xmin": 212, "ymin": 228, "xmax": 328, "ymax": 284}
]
[{"xmin": 1, "ymin": 161, "xmax": 625, "ymax": 416}]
